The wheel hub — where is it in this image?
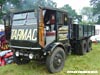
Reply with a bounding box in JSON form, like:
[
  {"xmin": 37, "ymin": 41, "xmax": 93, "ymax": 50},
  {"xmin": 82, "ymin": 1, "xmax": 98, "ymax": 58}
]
[
  {"xmin": 53, "ymin": 53, "xmax": 63, "ymax": 69},
  {"xmin": 58, "ymin": 59, "xmax": 61, "ymax": 64}
]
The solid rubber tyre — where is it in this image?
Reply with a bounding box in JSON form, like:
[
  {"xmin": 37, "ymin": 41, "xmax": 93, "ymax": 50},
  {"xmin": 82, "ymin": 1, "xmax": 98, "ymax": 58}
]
[
  {"xmin": 87, "ymin": 39, "xmax": 92, "ymax": 52},
  {"xmin": 46, "ymin": 47, "xmax": 65, "ymax": 73},
  {"xmin": 79, "ymin": 40, "xmax": 87, "ymax": 55}
]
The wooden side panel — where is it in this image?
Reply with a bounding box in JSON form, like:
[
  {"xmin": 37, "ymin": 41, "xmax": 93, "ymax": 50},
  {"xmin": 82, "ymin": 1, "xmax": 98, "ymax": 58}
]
[{"xmin": 39, "ymin": 9, "xmax": 45, "ymax": 48}]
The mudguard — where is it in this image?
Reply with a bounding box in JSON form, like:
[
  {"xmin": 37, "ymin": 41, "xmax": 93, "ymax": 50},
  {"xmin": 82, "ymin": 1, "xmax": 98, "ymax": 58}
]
[{"xmin": 44, "ymin": 42, "xmax": 66, "ymax": 54}]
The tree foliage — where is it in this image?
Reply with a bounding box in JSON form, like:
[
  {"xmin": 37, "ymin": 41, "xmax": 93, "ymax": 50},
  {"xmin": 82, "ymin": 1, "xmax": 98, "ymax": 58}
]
[
  {"xmin": 90, "ymin": 0, "xmax": 100, "ymax": 15},
  {"xmin": 1, "ymin": 0, "xmax": 82, "ymax": 24},
  {"xmin": 0, "ymin": 0, "xmax": 6, "ymax": 4},
  {"xmin": 2, "ymin": 0, "xmax": 57, "ymax": 12},
  {"xmin": 61, "ymin": 5, "xmax": 77, "ymax": 18},
  {"xmin": 90, "ymin": 0, "xmax": 100, "ymax": 24},
  {"xmin": 90, "ymin": 0, "xmax": 100, "ymax": 7},
  {"xmin": 0, "ymin": 0, "xmax": 6, "ymax": 22},
  {"xmin": 61, "ymin": 4, "xmax": 82, "ymax": 23},
  {"xmin": 81, "ymin": 7, "xmax": 93, "ymax": 22},
  {"xmin": 0, "ymin": 0, "xmax": 57, "ymax": 23}
]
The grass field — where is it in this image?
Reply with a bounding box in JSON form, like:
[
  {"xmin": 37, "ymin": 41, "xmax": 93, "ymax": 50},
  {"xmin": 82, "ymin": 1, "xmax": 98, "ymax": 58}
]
[{"xmin": 0, "ymin": 43, "xmax": 100, "ymax": 75}]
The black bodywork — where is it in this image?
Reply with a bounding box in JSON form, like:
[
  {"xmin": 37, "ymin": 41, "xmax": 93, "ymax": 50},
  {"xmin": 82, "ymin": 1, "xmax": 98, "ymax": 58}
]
[
  {"xmin": 72, "ymin": 24, "xmax": 95, "ymax": 40},
  {"xmin": 10, "ymin": 7, "xmax": 70, "ymax": 60},
  {"xmin": 10, "ymin": 7, "xmax": 95, "ymax": 60},
  {"xmin": 9, "ymin": 6, "xmax": 96, "ymax": 73}
]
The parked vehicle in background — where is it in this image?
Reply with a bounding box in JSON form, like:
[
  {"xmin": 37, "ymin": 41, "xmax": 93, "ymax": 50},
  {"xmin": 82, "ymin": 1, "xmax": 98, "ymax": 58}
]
[{"xmin": 90, "ymin": 25, "xmax": 100, "ymax": 42}]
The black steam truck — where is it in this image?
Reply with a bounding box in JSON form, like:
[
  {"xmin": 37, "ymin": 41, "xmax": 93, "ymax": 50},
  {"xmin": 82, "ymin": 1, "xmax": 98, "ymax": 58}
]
[{"xmin": 9, "ymin": 7, "xmax": 95, "ymax": 73}]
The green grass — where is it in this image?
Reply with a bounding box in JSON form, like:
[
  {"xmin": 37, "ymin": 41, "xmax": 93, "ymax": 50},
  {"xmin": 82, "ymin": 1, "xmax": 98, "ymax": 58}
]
[{"xmin": 0, "ymin": 43, "xmax": 100, "ymax": 75}]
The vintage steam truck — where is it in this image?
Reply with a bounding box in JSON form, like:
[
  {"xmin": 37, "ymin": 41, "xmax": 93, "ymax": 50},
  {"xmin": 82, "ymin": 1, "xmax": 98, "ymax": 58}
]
[{"xmin": 9, "ymin": 7, "xmax": 95, "ymax": 73}]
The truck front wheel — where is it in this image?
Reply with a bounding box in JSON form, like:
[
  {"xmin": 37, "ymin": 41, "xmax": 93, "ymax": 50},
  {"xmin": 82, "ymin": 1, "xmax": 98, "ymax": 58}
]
[{"xmin": 46, "ymin": 47, "xmax": 65, "ymax": 73}]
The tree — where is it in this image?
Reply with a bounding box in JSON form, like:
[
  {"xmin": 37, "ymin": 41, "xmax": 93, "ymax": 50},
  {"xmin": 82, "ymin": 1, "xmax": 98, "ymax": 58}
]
[
  {"xmin": 81, "ymin": 7, "xmax": 93, "ymax": 22},
  {"xmin": 0, "ymin": 0, "xmax": 6, "ymax": 23},
  {"xmin": 0, "ymin": 0, "xmax": 6, "ymax": 4},
  {"xmin": 90, "ymin": 0, "xmax": 99, "ymax": 5},
  {"xmin": 2, "ymin": 0, "xmax": 57, "ymax": 12},
  {"xmin": 46, "ymin": 0, "xmax": 57, "ymax": 7},
  {"xmin": 61, "ymin": 5, "xmax": 77, "ymax": 18},
  {"xmin": 0, "ymin": 0, "xmax": 57, "ymax": 23},
  {"xmin": 90, "ymin": 0, "xmax": 100, "ymax": 13},
  {"xmin": 61, "ymin": 4, "xmax": 82, "ymax": 23},
  {"xmin": 90, "ymin": 0, "xmax": 100, "ymax": 24}
]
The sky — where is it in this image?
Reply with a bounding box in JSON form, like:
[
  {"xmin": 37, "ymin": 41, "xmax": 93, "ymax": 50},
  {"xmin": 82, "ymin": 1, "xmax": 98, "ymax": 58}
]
[{"xmin": 53, "ymin": 0, "xmax": 91, "ymax": 14}]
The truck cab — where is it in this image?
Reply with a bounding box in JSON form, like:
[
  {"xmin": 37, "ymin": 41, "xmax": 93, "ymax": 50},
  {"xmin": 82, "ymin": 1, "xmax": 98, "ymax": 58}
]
[{"xmin": 10, "ymin": 7, "xmax": 71, "ymax": 73}]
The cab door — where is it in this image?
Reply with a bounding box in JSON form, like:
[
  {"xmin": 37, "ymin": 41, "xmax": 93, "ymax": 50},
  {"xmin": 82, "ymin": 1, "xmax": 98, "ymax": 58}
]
[
  {"xmin": 44, "ymin": 9, "xmax": 56, "ymax": 46},
  {"xmin": 57, "ymin": 12, "xmax": 69, "ymax": 41}
]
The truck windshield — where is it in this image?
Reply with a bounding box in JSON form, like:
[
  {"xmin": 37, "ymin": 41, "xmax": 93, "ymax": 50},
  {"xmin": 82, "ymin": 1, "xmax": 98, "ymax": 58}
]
[{"xmin": 12, "ymin": 12, "xmax": 37, "ymax": 26}]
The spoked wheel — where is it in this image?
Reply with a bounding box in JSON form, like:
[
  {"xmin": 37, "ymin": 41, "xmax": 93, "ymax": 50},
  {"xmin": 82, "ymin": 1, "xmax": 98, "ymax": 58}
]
[{"xmin": 46, "ymin": 47, "xmax": 65, "ymax": 73}]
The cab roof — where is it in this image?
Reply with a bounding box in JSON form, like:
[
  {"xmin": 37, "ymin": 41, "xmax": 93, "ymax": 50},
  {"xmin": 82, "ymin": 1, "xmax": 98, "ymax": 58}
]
[{"xmin": 12, "ymin": 6, "xmax": 68, "ymax": 14}]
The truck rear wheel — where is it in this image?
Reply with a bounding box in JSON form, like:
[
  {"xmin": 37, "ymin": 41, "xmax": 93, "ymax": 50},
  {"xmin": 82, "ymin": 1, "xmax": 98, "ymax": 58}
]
[
  {"xmin": 13, "ymin": 54, "xmax": 30, "ymax": 65},
  {"xmin": 87, "ymin": 39, "xmax": 92, "ymax": 52},
  {"xmin": 46, "ymin": 47, "xmax": 65, "ymax": 73},
  {"xmin": 79, "ymin": 40, "xmax": 87, "ymax": 55}
]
